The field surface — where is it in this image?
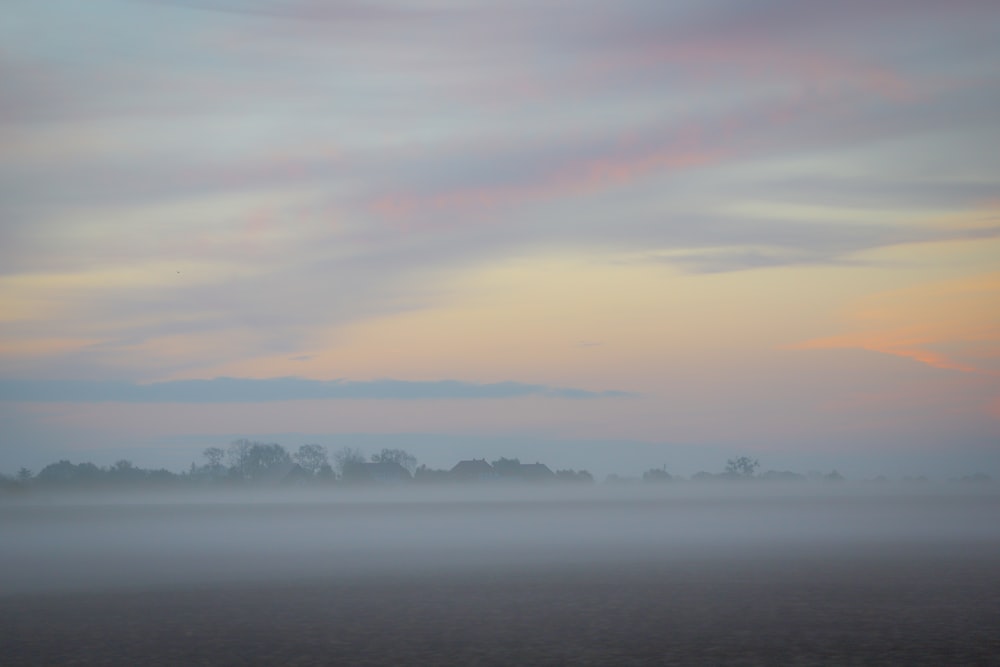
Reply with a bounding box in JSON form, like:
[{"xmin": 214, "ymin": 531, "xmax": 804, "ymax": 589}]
[{"xmin": 2, "ymin": 488, "xmax": 998, "ymax": 665}]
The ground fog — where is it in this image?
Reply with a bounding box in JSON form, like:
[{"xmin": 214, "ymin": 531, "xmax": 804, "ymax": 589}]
[{"xmin": 2, "ymin": 484, "xmax": 997, "ymax": 595}]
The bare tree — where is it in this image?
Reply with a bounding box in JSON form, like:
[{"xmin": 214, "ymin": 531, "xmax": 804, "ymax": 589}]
[
  {"xmin": 370, "ymin": 448, "xmax": 417, "ymax": 474},
  {"xmin": 203, "ymin": 447, "xmax": 225, "ymax": 469},
  {"xmin": 244, "ymin": 443, "xmax": 291, "ymax": 480},
  {"xmin": 333, "ymin": 446, "xmax": 366, "ymax": 476},
  {"xmin": 294, "ymin": 444, "xmax": 329, "ymax": 476},
  {"xmin": 227, "ymin": 439, "xmax": 254, "ymax": 480}
]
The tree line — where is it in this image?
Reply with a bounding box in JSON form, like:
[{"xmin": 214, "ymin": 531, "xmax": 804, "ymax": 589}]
[
  {"xmin": 1, "ymin": 445, "xmax": 992, "ymax": 495},
  {"xmin": 1, "ymin": 440, "xmax": 588, "ymax": 492}
]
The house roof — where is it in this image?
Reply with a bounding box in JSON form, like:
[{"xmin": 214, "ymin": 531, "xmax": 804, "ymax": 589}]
[
  {"xmin": 450, "ymin": 459, "xmax": 495, "ymax": 480},
  {"xmin": 519, "ymin": 463, "xmax": 555, "ymax": 479}
]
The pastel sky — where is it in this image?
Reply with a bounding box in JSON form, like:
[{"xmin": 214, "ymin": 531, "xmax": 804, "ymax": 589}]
[{"xmin": 2, "ymin": 0, "xmax": 999, "ymax": 478}]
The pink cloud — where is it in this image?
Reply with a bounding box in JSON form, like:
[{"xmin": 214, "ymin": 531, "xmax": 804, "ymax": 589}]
[
  {"xmin": 370, "ymin": 145, "xmax": 723, "ymax": 228},
  {"xmin": 589, "ymin": 35, "xmax": 912, "ymax": 101},
  {"xmin": 364, "ymin": 71, "xmax": 907, "ymax": 229}
]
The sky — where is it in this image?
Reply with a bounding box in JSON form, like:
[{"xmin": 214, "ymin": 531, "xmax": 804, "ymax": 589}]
[{"xmin": 1, "ymin": 0, "xmax": 999, "ymax": 479}]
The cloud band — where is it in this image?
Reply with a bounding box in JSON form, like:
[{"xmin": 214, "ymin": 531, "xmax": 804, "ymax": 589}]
[{"xmin": 0, "ymin": 377, "xmax": 634, "ymax": 403}]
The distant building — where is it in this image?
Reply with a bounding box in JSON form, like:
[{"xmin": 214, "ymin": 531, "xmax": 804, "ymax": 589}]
[
  {"xmin": 413, "ymin": 465, "xmax": 452, "ymax": 483},
  {"xmin": 343, "ymin": 461, "xmax": 412, "ymax": 484},
  {"xmin": 450, "ymin": 459, "xmax": 496, "ymax": 482},
  {"xmin": 258, "ymin": 462, "xmax": 313, "ymax": 486},
  {"xmin": 642, "ymin": 468, "xmax": 672, "ymax": 484},
  {"xmin": 518, "ymin": 462, "xmax": 555, "ymax": 482}
]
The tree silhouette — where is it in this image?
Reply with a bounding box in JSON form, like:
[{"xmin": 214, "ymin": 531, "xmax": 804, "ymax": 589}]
[
  {"xmin": 370, "ymin": 448, "xmax": 417, "ymax": 474},
  {"xmin": 333, "ymin": 446, "xmax": 366, "ymax": 477},
  {"xmin": 226, "ymin": 440, "xmax": 290, "ymax": 482},
  {"xmin": 36, "ymin": 460, "xmax": 103, "ymax": 485},
  {"xmin": 294, "ymin": 444, "xmax": 329, "ymax": 476},
  {"xmin": 200, "ymin": 447, "xmax": 227, "ymax": 479},
  {"xmin": 203, "ymin": 447, "xmax": 225, "ymax": 468},
  {"xmin": 725, "ymin": 456, "xmax": 759, "ymax": 478},
  {"xmin": 556, "ymin": 469, "xmax": 596, "ymax": 483},
  {"xmin": 244, "ymin": 443, "xmax": 291, "ymax": 481},
  {"xmin": 491, "ymin": 457, "xmax": 522, "ymax": 478},
  {"xmin": 227, "ymin": 439, "xmax": 254, "ymax": 480}
]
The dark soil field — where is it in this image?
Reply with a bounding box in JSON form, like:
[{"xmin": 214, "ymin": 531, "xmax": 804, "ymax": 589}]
[{"xmin": 2, "ymin": 489, "xmax": 999, "ymax": 665}]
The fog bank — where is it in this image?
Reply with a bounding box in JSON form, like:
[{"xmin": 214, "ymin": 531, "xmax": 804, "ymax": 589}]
[{"xmin": 2, "ymin": 485, "xmax": 998, "ymax": 596}]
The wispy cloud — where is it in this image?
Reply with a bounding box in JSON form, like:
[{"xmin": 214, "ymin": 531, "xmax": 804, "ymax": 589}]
[
  {"xmin": 0, "ymin": 377, "xmax": 635, "ymax": 403},
  {"xmin": 2, "ymin": 0, "xmax": 999, "ymax": 453},
  {"xmin": 645, "ymin": 221, "xmax": 1000, "ymax": 273},
  {"xmin": 794, "ymin": 273, "xmax": 1000, "ymax": 377}
]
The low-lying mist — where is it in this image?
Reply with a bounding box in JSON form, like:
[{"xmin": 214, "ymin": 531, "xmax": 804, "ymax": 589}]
[{"xmin": 3, "ymin": 484, "xmax": 998, "ymax": 596}]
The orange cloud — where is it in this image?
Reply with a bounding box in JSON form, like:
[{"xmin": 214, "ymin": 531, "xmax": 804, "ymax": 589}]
[
  {"xmin": 0, "ymin": 337, "xmax": 104, "ymax": 359},
  {"xmin": 796, "ymin": 273, "xmax": 1000, "ymax": 377}
]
